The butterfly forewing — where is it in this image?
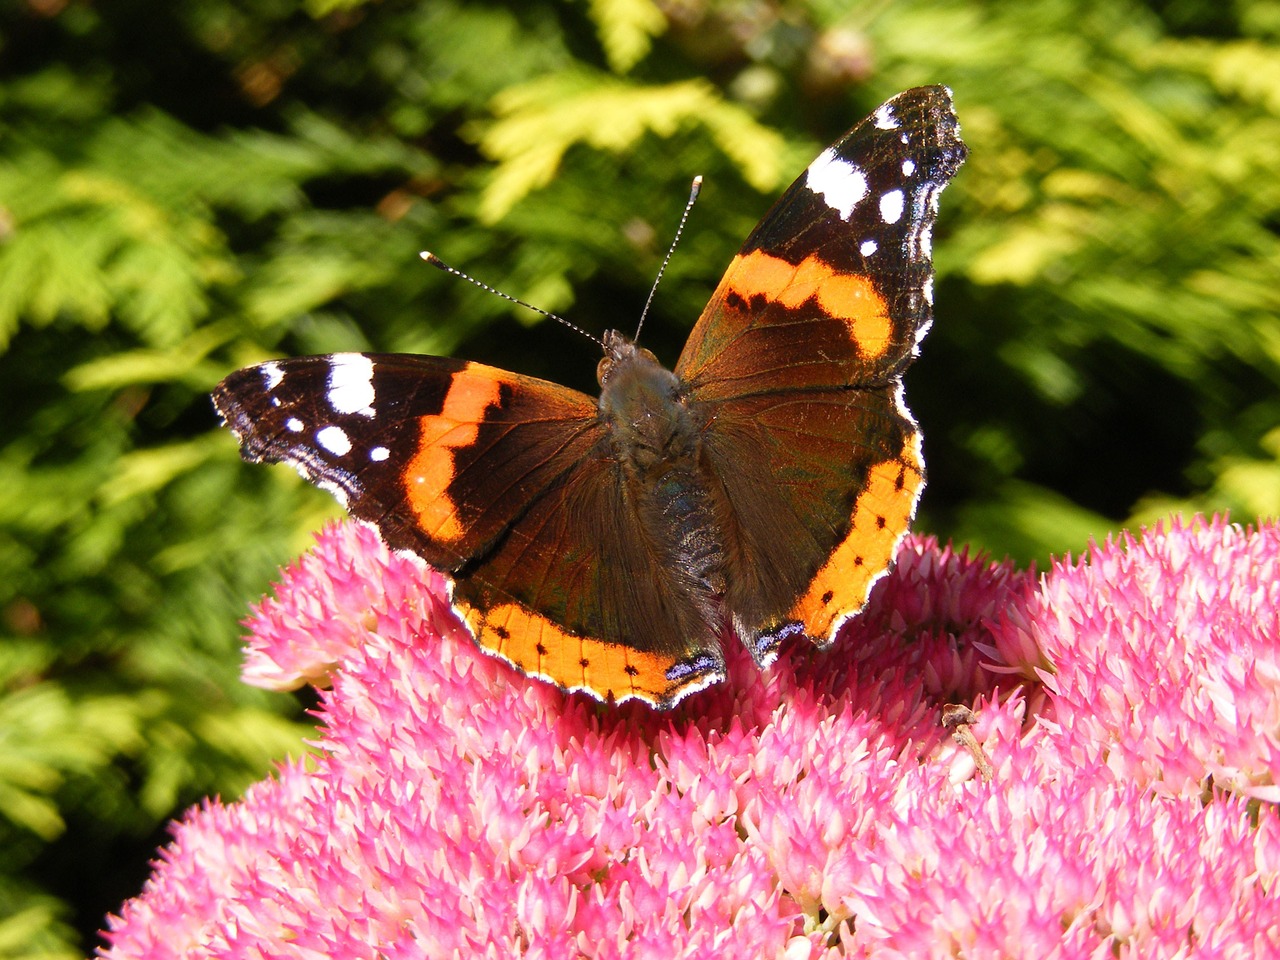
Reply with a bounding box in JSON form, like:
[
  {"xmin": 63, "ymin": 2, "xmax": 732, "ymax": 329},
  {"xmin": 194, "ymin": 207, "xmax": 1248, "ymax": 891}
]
[
  {"xmin": 215, "ymin": 354, "xmax": 596, "ymax": 570},
  {"xmin": 676, "ymin": 85, "xmax": 966, "ymax": 396}
]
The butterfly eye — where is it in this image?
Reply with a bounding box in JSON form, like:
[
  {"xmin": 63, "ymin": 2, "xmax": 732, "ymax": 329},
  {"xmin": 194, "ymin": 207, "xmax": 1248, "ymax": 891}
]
[{"xmin": 597, "ymin": 355, "xmax": 613, "ymax": 386}]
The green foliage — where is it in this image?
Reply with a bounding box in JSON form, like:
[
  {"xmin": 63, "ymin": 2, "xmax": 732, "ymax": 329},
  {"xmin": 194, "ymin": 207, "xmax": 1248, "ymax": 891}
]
[
  {"xmin": 476, "ymin": 73, "xmax": 786, "ymax": 220},
  {"xmin": 1, "ymin": 0, "xmax": 1277, "ymax": 954},
  {"xmin": 587, "ymin": 0, "xmax": 666, "ymax": 73}
]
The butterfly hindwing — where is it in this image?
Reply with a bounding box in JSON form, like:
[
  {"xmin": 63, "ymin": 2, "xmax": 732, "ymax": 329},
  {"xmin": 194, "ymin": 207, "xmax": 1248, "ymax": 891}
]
[
  {"xmin": 448, "ymin": 451, "xmax": 727, "ymax": 708},
  {"xmin": 693, "ymin": 385, "xmax": 924, "ymax": 659}
]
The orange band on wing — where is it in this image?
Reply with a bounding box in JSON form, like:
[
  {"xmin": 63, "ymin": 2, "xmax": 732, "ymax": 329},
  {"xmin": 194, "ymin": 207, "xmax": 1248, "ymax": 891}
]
[
  {"xmin": 726, "ymin": 250, "xmax": 892, "ymax": 360},
  {"xmin": 788, "ymin": 436, "xmax": 924, "ymax": 641},
  {"xmin": 453, "ymin": 597, "xmax": 700, "ymax": 707},
  {"xmin": 404, "ymin": 365, "xmax": 503, "ymax": 544}
]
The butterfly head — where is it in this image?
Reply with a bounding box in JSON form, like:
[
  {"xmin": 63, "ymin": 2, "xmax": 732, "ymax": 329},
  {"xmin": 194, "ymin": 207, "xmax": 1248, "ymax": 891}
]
[{"xmin": 597, "ymin": 329, "xmax": 662, "ymax": 389}]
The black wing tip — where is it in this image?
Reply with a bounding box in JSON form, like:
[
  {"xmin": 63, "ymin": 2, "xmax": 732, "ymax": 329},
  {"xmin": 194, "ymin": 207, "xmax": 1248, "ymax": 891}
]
[
  {"xmin": 816, "ymin": 84, "xmax": 967, "ymax": 188},
  {"xmin": 210, "ymin": 377, "xmax": 241, "ymax": 428},
  {"xmin": 888, "ymin": 84, "xmax": 959, "ymax": 112},
  {"xmin": 210, "ymin": 366, "xmax": 284, "ymax": 464},
  {"xmin": 892, "ymin": 84, "xmax": 967, "ymax": 160}
]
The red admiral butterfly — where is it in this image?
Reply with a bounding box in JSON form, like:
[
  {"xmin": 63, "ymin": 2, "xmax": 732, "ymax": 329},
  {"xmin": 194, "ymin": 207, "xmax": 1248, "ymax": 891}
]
[{"xmin": 214, "ymin": 85, "xmax": 967, "ymax": 709}]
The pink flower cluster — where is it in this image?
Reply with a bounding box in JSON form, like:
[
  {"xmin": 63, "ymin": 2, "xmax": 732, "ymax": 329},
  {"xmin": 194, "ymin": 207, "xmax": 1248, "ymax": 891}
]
[{"xmin": 102, "ymin": 516, "xmax": 1280, "ymax": 958}]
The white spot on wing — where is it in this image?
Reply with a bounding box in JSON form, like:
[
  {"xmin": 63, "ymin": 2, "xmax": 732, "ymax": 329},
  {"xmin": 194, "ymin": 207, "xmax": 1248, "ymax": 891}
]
[
  {"xmin": 860, "ymin": 239, "xmax": 878, "ymax": 257},
  {"xmin": 923, "ymin": 276, "xmax": 935, "ymax": 305},
  {"xmin": 327, "ymin": 353, "xmax": 377, "ymax": 417},
  {"xmin": 902, "ymin": 158, "xmax": 916, "ymax": 177},
  {"xmin": 317, "ymin": 424, "xmax": 352, "ymax": 456},
  {"xmin": 892, "ymin": 380, "xmax": 920, "ymax": 428},
  {"xmin": 805, "ymin": 148, "xmax": 868, "ymax": 221},
  {"xmin": 879, "ymin": 189, "xmax": 905, "ymax": 224},
  {"xmin": 370, "ymin": 446, "xmax": 390, "ymax": 462},
  {"xmin": 315, "ymin": 477, "xmax": 351, "ymax": 508},
  {"xmin": 874, "ymin": 103, "xmax": 899, "ymax": 130},
  {"xmin": 286, "ymin": 417, "xmax": 304, "ymax": 432},
  {"xmin": 925, "ymin": 182, "xmax": 942, "ymax": 214},
  {"xmin": 288, "ymin": 456, "xmax": 360, "ymax": 508},
  {"xmin": 915, "ymin": 312, "xmax": 934, "ymax": 347},
  {"xmin": 261, "ymin": 362, "xmax": 284, "ymax": 391}
]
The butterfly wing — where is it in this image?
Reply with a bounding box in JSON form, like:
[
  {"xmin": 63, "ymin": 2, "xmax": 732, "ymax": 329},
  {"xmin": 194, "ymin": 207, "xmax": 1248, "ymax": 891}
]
[
  {"xmin": 675, "ymin": 85, "xmax": 967, "ymax": 656},
  {"xmin": 213, "ymin": 353, "xmax": 725, "ymax": 707}
]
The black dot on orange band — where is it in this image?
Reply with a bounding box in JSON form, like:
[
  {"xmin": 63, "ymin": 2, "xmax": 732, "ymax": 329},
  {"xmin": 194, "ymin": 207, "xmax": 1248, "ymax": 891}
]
[
  {"xmin": 821, "ymin": 590, "xmax": 834, "ymax": 605},
  {"xmin": 494, "ymin": 625, "xmax": 510, "ymax": 639},
  {"xmin": 624, "ymin": 664, "xmax": 639, "ymax": 676},
  {"xmin": 854, "ymin": 555, "xmax": 864, "ymax": 566},
  {"xmin": 579, "ymin": 657, "xmax": 590, "ymax": 668},
  {"xmin": 535, "ymin": 642, "xmax": 548, "ymax": 656},
  {"xmin": 876, "ymin": 515, "xmax": 886, "ymax": 529}
]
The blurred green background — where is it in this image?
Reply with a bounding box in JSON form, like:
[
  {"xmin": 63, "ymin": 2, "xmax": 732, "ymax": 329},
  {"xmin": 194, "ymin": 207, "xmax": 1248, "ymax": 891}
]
[{"xmin": 2, "ymin": 0, "xmax": 1278, "ymax": 954}]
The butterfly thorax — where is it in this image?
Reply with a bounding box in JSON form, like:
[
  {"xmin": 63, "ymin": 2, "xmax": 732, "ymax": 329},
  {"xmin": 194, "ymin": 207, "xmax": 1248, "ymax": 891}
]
[
  {"xmin": 596, "ymin": 331, "xmax": 701, "ymax": 477},
  {"xmin": 597, "ymin": 330, "xmax": 727, "ymax": 609}
]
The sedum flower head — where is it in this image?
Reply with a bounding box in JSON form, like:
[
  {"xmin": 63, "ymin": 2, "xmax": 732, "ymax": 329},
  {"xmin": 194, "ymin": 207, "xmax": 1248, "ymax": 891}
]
[{"xmin": 102, "ymin": 517, "xmax": 1280, "ymax": 958}]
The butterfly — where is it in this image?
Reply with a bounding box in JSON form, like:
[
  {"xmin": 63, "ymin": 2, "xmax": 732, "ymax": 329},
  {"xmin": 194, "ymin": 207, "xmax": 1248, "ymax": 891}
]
[{"xmin": 213, "ymin": 85, "xmax": 967, "ymax": 709}]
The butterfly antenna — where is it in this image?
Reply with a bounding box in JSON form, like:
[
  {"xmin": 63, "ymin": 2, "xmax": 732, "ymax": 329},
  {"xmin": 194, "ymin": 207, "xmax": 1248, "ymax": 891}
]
[
  {"xmin": 420, "ymin": 251, "xmax": 603, "ymax": 349},
  {"xmin": 634, "ymin": 175, "xmax": 703, "ymax": 344}
]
